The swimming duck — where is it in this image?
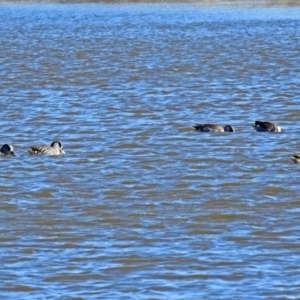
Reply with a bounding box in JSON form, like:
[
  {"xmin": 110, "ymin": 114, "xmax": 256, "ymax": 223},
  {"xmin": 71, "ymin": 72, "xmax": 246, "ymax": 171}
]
[
  {"xmin": 253, "ymin": 121, "xmax": 281, "ymax": 132},
  {"xmin": 28, "ymin": 141, "xmax": 65, "ymax": 156},
  {"xmin": 0, "ymin": 144, "xmax": 16, "ymax": 156},
  {"xmin": 192, "ymin": 124, "xmax": 235, "ymax": 132},
  {"xmin": 291, "ymin": 154, "xmax": 300, "ymax": 164}
]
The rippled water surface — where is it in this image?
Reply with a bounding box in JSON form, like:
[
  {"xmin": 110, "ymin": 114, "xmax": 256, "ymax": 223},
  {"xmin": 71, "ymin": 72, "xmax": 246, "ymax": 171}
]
[{"xmin": 1, "ymin": 3, "xmax": 300, "ymax": 299}]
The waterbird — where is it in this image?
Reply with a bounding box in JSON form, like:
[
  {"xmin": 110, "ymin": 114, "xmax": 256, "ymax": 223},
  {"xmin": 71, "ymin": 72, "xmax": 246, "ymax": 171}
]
[
  {"xmin": 0, "ymin": 144, "xmax": 16, "ymax": 156},
  {"xmin": 253, "ymin": 121, "xmax": 281, "ymax": 132},
  {"xmin": 192, "ymin": 124, "xmax": 235, "ymax": 132},
  {"xmin": 291, "ymin": 154, "xmax": 300, "ymax": 164},
  {"xmin": 28, "ymin": 141, "xmax": 65, "ymax": 156}
]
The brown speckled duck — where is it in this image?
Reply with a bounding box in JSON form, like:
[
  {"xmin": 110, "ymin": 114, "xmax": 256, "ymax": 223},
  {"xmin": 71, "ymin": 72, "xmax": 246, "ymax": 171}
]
[
  {"xmin": 192, "ymin": 124, "xmax": 235, "ymax": 132},
  {"xmin": 291, "ymin": 154, "xmax": 300, "ymax": 164},
  {"xmin": 28, "ymin": 141, "xmax": 65, "ymax": 156}
]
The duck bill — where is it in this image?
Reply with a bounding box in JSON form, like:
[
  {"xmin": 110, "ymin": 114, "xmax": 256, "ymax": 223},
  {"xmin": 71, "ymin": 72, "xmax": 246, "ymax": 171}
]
[{"xmin": 10, "ymin": 151, "xmax": 16, "ymax": 156}]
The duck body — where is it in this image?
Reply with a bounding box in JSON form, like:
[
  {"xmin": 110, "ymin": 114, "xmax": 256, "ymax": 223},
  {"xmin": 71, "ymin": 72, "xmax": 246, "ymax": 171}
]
[
  {"xmin": 254, "ymin": 121, "xmax": 281, "ymax": 132},
  {"xmin": 28, "ymin": 141, "xmax": 65, "ymax": 156},
  {"xmin": 291, "ymin": 154, "xmax": 300, "ymax": 164},
  {"xmin": 192, "ymin": 123, "xmax": 235, "ymax": 132},
  {"xmin": 0, "ymin": 144, "xmax": 16, "ymax": 156}
]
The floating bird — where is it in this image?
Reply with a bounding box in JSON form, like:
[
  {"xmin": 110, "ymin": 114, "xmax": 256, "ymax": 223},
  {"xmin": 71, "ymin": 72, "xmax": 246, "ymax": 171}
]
[
  {"xmin": 192, "ymin": 124, "xmax": 235, "ymax": 132},
  {"xmin": 253, "ymin": 121, "xmax": 281, "ymax": 132},
  {"xmin": 28, "ymin": 141, "xmax": 65, "ymax": 156},
  {"xmin": 291, "ymin": 154, "xmax": 300, "ymax": 164},
  {"xmin": 0, "ymin": 144, "xmax": 16, "ymax": 156}
]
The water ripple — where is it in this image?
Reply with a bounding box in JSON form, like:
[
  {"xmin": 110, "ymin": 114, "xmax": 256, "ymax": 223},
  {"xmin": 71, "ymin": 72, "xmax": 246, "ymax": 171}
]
[{"xmin": 1, "ymin": 3, "xmax": 300, "ymax": 299}]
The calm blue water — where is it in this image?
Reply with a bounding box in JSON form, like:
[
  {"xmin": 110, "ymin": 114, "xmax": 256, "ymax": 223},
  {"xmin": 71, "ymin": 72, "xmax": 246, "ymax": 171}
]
[{"xmin": 1, "ymin": 3, "xmax": 300, "ymax": 299}]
